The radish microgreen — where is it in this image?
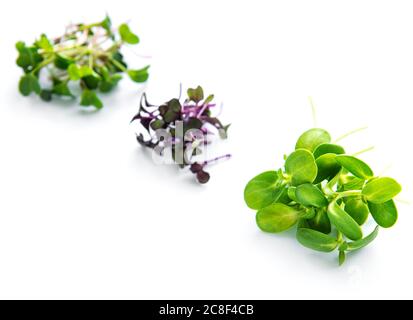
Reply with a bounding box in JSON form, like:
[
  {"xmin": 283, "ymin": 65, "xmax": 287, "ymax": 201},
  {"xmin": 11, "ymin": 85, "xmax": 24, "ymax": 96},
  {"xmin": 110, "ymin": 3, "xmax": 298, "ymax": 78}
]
[{"xmin": 131, "ymin": 86, "xmax": 231, "ymax": 184}]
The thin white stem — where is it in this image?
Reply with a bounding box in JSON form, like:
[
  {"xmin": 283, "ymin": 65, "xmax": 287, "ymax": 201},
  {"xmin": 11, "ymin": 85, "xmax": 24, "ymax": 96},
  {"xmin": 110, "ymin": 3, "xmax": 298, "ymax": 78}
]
[
  {"xmin": 334, "ymin": 126, "xmax": 368, "ymax": 143},
  {"xmin": 308, "ymin": 96, "xmax": 317, "ymax": 127},
  {"xmin": 352, "ymin": 146, "xmax": 375, "ymax": 157}
]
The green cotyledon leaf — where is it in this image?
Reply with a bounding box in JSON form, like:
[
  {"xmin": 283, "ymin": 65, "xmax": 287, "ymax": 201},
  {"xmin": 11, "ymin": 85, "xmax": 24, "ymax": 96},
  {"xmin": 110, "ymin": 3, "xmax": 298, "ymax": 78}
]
[
  {"xmin": 256, "ymin": 203, "xmax": 299, "ymax": 233},
  {"xmin": 244, "ymin": 171, "xmax": 281, "ymax": 210},
  {"xmin": 327, "ymin": 201, "xmax": 363, "ymax": 241},
  {"xmin": 339, "ymin": 250, "xmax": 346, "ymax": 266},
  {"xmin": 362, "ymin": 177, "xmax": 402, "ymax": 204},
  {"xmin": 335, "ymin": 155, "xmax": 373, "ymax": 180},
  {"xmin": 307, "ymin": 208, "xmax": 331, "ymax": 234},
  {"xmin": 313, "ymin": 143, "xmax": 345, "ymax": 159},
  {"xmin": 344, "ymin": 198, "xmax": 369, "ymax": 225},
  {"xmin": 314, "ymin": 153, "xmax": 341, "ymax": 184},
  {"xmin": 295, "ymin": 183, "xmax": 328, "ymax": 208},
  {"xmin": 287, "ymin": 187, "xmax": 297, "ymax": 202},
  {"xmin": 187, "ymin": 86, "xmax": 204, "ymax": 103},
  {"xmin": 295, "ymin": 128, "xmax": 331, "ymax": 152},
  {"xmin": 296, "ymin": 228, "xmax": 338, "ymax": 252},
  {"xmin": 16, "ymin": 41, "xmax": 43, "ymax": 72},
  {"xmin": 128, "ymin": 66, "xmax": 150, "ymax": 83},
  {"xmin": 119, "ymin": 23, "xmax": 140, "ymax": 44},
  {"xmin": 347, "ymin": 226, "xmax": 379, "ymax": 251},
  {"xmin": 368, "ymin": 200, "xmax": 398, "ymax": 228},
  {"xmin": 285, "ymin": 149, "xmax": 317, "ymax": 186},
  {"xmin": 80, "ymin": 89, "xmax": 103, "ymax": 109},
  {"xmin": 19, "ymin": 74, "xmax": 41, "ymax": 96}
]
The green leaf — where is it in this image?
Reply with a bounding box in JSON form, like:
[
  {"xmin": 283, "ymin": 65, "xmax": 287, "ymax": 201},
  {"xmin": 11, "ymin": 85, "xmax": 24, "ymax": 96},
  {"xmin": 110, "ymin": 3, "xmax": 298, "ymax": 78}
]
[
  {"xmin": 183, "ymin": 117, "xmax": 203, "ymax": 133},
  {"xmin": 119, "ymin": 23, "xmax": 140, "ymax": 44},
  {"xmin": 296, "ymin": 228, "xmax": 338, "ymax": 252},
  {"xmin": 18, "ymin": 74, "xmax": 41, "ymax": 96},
  {"xmin": 362, "ymin": 177, "xmax": 402, "ymax": 204},
  {"xmin": 101, "ymin": 15, "xmax": 112, "ymax": 33},
  {"xmin": 67, "ymin": 64, "xmax": 82, "ymax": 81},
  {"xmin": 82, "ymin": 75, "xmax": 101, "ymax": 90},
  {"xmin": 368, "ymin": 200, "xmax": 398, "ymax": 228},
  {"xmin": 204, "ymin": 94, "xmax": 214, "ymax": 105},
  {"xmin": 344, "ymin": 198, "xmax": 369, "ymax": 225},
  {"xmin": 35, "ymin": 34, "xmax": 53, "ymax": 51},
  {"xmin": 347, "ymin": 226, "xmax": 379, "ymax": 251},
  {"xmin": 287, "ymin": 187, "xmax": 297, "ymax": 202},
  {"xmin": 40, "ymin": 89, "xmax": 52, "ymax": 102},
  {"xmin": 335, "ymin": 155, "xmax": 374, "ymax": 179},
  {"xmin": 295, "ymin": 183, "xmax": 328, "ymax": 208},
  {"xmin": 128, "ymin": 66, "xmax": 150, "ymax": 83},
  {"xmin": 68, "ymin": 64, "xmax": 97, "ymax": 81},
  {"xmin": 99, "ymin": 74, "xmax": 122, "ymax": 93},
  {"xmin": 80, "ymin": 90, "xmax": 103, "ymax": 109},
  {"xmin": 219, "ymin": 124, "xmax": 231, "ymax": 139},
  {"xmin": 111, "ymin": 51, "xmax": 128, "ymax": 71},
  {"xmin": 295, "ymin": 128, "xmax": 331, "ymax": 152},
  {"xmin": 52, "ymin": 82, "xmax": 73, "ymax": 97},
  {"xmin": 341, "ymin": 175, "xmax": 365, "ymax": 191},
  {"xmin": 16, "ymin": 41, "xmax": 43, "ymax": 72},
  {"xmin": 327, "ymin": 201, "xmax": 363, "ymax": 241},
  {"xmin": 150, "ymin": 119, "xmax": 165, "ymax": 130},
  {"xmin": 244, "ymin": 171, "xmax": 280, "ymax": 210},
  {"xmin": 307, "ymin": 208, "xmax": 331, "ymax": 234},
  {"xmin": 274, "ymin": 187, "xmax": 292, "ymax": 205},
  {"xmin": 163, "ymin": 110, "xmax": 179, "ymax": 123},
  {"xmin": 54, "ymin": 54, "xmax": 74, "ymax": 70},
  {"xmin": 339, "ymin": 251, "xmax": 346, "ymax": 266},
  {"xmin": 256, "ymin": 203, "xmax": 299, "ymax": 233},
  {"xmin": 314, "ymin": 153, "xmax": 341, "ymax": 184},
  {"xmin": 187, "ymin": 86, "xmax": 204, "ymax": 103},
  {"xmin": 313, "ymin": 143, "xmax": 345, "ymax": 159},
  {"xmin": 168, "ymin": 98, "xmax": 182, "ymax": 112},
  {"xmin": 299, "ymin": 207, "xmax": 316, "ymax": 219},
  {"xmin": 285, "ymin": 149, "xmax": 318, "ymax": 186}
]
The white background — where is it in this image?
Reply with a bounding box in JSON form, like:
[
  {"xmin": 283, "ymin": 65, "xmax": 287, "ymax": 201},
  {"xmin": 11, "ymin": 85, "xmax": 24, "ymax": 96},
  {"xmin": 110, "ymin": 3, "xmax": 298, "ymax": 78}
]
[{"xmin": 0, "ymin": 0, "xmax": 412, "ymax": 299}]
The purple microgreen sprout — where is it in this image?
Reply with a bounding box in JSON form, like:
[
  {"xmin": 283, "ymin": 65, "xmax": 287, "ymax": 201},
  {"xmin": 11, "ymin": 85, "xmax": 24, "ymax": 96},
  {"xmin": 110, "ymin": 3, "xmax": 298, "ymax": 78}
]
[{"xmin": 131, "ymin": 86, "xmax": 231, "ymax": 184}]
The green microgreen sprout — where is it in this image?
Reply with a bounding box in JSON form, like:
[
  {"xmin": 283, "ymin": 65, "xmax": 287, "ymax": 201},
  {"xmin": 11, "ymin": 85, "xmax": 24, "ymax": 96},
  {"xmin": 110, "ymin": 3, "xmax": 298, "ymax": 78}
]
[
  {"xmin": 244, "ymin": 127, "xmax": 402, "ymax": 265},
  {"xmin": 131, "ymin": 85, "xmax": 231, "ymax": 184},
  {"xmin": 16, "ymin": 15, "xmax": 149, "ymax": 109}
]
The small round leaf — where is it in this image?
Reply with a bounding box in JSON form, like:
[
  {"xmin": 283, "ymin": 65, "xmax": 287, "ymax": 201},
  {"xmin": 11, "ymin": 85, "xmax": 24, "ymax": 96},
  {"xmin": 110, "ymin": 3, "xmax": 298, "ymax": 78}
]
[
  {"xmin": 119, "ymin": 24, "xmax": 140, "ymax": 44},
  {"xmin": 256, "ymin": 203, "xmax": 299, "ymax": 233},
  {"xmin": 314, "ymin": 153, "xmax": 341, "ymax": 184},
  {"xmin": 128, "ymin": 66, "xmax": 150, "ymax": 83},
  {"xmin": 307, "ymin": 208, "xmax": 331, "ymax": 234},
  {"xmin": 368, "ymin": 200, "xmax": 398, "ymax": 228},
  {"xmin": 362, "ymin": 177, "xmax": 402, "ymax": 204},
  {"xmin": 244, "ymin": 171, "xmax": 279, "ymax": 210},
  {"xmin": 313, "ymin": 143, "xmax": 345, "ymax": 159},
  {"xmin": 295, "ymin": 183, "xmax": 328, "ymax": 208},
  {"xmin": 285, "ymin": 149, "xmax": 317, "ymax": 186},
  {"xmin": 344, "ymin": 198, "xmax": 369, "ymax": 225},
  {"xmin": 295, "ymin": 128, "xmax": 331, "ymax": 152},
  {"xmin": 19, "ymin": 74, "xmax": 41, "ymax": 96}
]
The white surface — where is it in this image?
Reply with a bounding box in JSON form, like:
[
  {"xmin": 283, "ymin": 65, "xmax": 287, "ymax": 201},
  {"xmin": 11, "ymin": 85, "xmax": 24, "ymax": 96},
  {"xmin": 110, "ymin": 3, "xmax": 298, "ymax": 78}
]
[{"xmin": 0, "ymin": 0, "xmax": 412, "ymax": 299}]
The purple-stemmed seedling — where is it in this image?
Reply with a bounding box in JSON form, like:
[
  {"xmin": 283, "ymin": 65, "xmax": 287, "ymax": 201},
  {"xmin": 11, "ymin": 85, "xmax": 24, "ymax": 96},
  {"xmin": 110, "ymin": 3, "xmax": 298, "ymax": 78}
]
[{"xmin": 131, "ymin": 86, "xmax": 231, "ymax": 184}]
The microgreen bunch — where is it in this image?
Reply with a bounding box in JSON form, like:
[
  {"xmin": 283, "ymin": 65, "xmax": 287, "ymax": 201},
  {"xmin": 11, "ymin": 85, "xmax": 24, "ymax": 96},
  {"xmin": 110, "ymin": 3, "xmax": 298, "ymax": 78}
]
[
  {"xmin": 244, "ymin": 128, "xmax": 402, "ymax": 265},
  {"xmin": 16, "ymin": 15, "xmax": 149, "ymax": 109},
  {"xmin": 131, "ymin": 86, "xmax": 231, "ymax": 184}
]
